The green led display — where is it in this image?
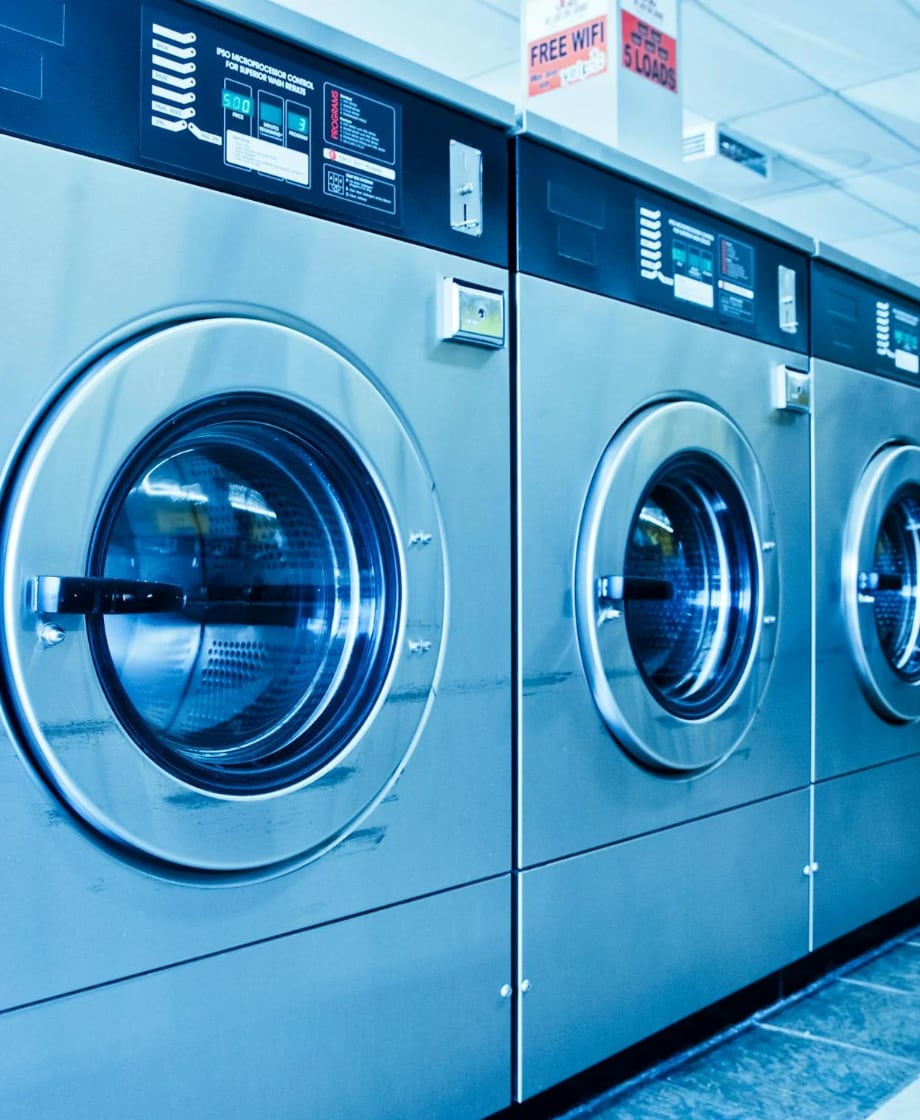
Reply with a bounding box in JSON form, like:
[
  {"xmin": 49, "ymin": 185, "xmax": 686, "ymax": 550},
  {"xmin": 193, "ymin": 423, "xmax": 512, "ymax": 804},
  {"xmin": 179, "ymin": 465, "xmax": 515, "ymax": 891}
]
[
  {"xmin": 260, "ymin": 102, "xmax": 283, "ymax": 126},
  {"xmin": 222, "ymin": 90, "xmax": 253, "ymax": 116}
]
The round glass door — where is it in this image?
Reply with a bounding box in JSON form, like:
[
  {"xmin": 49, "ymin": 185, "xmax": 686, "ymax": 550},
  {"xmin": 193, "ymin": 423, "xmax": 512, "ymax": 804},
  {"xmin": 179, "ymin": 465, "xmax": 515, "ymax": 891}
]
[
  {"xmin": 575, "ymin": 401, "xmax": 777, "ymax": 773},
  {"xmin": 843, "ymin": 443, "xmax": 920, "ymax": 722},
  {"xmin": 2, "ymin": 319, "xmax": 445, "ymax": 871},
  {"xmin": 87, "ymin": 396, "xmax": 400, "ymax": 795},
  {"xmin": 624, "ymin": 454, "xmax": 758, "ymax": 721}
]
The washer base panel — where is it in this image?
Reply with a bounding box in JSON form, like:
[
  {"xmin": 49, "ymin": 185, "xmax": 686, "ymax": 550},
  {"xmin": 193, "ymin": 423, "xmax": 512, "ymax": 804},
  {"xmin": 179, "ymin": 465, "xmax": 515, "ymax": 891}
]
[{"xmin": 516, "ymin": 790, "xmax": 810, "ymax": 1100}]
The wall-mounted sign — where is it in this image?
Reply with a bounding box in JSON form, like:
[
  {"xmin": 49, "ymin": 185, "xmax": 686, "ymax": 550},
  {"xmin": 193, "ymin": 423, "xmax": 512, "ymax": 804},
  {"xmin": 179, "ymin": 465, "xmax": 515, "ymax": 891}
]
[
  {"xmin": 620, "ymin": 0, "xmax": 678, "ymax": 93},
  {"xmin": 526, "ymin": 0, "xmax": 608, "ymax": 98}
]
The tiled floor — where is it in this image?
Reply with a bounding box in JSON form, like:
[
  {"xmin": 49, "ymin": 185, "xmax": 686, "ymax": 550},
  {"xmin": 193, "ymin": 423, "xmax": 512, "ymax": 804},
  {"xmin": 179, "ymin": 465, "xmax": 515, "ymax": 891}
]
[{"xmin": 559, "ymin": 931, "xmax": 920, "ymax": 1120}]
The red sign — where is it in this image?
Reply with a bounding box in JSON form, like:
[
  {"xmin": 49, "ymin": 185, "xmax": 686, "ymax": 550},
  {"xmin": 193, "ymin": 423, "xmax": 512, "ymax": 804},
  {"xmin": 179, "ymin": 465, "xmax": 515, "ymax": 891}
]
[{"xmin": 621, "ymin": 9, "xmax": 677, "ymax": 93}]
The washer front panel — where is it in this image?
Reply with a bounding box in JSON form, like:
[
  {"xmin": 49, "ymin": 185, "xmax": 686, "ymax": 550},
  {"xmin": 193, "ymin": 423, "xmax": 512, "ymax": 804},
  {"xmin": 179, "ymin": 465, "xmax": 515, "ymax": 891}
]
[
  {"xmin": 574, "ymin": 400, "xmax": 777, "ymax": 772},
  {"xmin": 843, "ymin": 443, "xmax": 920, "ymax": 723},
  {"xmin": 2, "ymin": 318, "xmax": 445, "ymax": 871}
]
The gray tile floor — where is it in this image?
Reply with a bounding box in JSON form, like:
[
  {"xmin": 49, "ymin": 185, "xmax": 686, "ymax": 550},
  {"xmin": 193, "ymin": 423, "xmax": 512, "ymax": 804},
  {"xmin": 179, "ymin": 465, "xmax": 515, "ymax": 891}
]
[{"xmin": 560, "ymin": 930, "xmax": 920, "ymax": 1120}]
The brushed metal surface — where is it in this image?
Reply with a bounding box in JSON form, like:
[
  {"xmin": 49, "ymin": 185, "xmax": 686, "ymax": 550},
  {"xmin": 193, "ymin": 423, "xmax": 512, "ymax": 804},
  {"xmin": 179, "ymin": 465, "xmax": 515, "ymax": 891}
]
[
  {"xmin": 0, "ymin": 135, "xmax": 510, "ymax": 1013},
  {"xmin": 0, "ymin": 877, "xmax": 512, "ymax": 1119},
  {"xmin": 516, "ymin": 273, "xmax": 812, "ymax": 868},
  {"xmin": 5, "ymin": 319, "xmax": 445, "ymax": 871},
  {"xmin": 813, "ymin": 760, "xmax": 920, "ymax": 948},
  {"xmin": 573, "ymin": 400, "xmax": 776, "ymax": 772},
  {"xmin": 813, "ymin": 359, "xmax": 920, "ymax": 781},
  {"xmin": 516, "ymin": 791, "xmax": 810, "ymax": 1100}
]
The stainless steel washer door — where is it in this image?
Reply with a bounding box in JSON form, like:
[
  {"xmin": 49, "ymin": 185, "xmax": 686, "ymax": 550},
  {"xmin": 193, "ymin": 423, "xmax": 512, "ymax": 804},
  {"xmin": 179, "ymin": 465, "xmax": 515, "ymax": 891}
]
[
  {"xmin": 843, "ymin": 443, "xmax": 920, "ymax": 723},
  {"xmin": 3, "ymin": 318, "xmax": 445, "ymax": 871},
  {"xmin": 574, "ymin": 401, "xmax": 778, "ymax": 772}
]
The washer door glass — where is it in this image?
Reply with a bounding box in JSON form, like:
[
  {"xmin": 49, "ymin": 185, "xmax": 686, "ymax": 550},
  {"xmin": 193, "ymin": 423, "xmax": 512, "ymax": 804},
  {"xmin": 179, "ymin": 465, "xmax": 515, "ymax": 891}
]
[
  {"xmin": 87, "ymin": 397, "xmax": 399, "ymax": 795},
  {"xmin": 843, "ymin": 444, "xmax": 920, "ymax": 722},
  {"xmin": 4, "ymin": 319, "xmax": 444, "ymax": 871},
  {"xmin": 575, "ymin": 401, "xmax": 777, "ymax": 773},
  {"xmin": 624, "ymin": 453, "xmax": 757, "ymax": 720}
]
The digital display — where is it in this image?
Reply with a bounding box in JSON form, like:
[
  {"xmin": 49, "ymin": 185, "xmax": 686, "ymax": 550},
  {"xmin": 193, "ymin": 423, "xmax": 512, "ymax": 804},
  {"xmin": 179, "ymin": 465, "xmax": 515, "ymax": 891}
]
[
  {"xmin": 288, "ymin": 111, "xmax": 309, "ymax": 135},
  {"xmin": 259, "ymin": 101, "xmax": 283, "ymax": 126},
  {"xmin": 221, "ymin": 89, "xmax": 253, "ymax": 116},
  {"xmin": 894, "ymin": 327, "xmax": 919, "ymax": 352}
]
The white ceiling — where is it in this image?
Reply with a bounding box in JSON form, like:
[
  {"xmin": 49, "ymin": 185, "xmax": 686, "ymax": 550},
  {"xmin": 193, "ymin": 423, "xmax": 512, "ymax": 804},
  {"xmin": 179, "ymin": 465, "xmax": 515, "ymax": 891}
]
[{"xmin": 272, "ymin": 0, "xmax": 920, "ymax": 286}]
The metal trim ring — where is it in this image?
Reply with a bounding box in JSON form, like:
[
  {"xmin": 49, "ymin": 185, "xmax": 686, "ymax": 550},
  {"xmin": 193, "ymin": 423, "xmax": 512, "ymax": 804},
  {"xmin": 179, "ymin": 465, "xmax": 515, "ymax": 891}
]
[
  {"xmin": 842, "ymin": 443, "xmax": 920, "ymax": 723},
  {"xmin": 1, "ymin": 318, "xmax": 446, "ymax": 872},
  {"xmin": 574, "ymin": 400, "xmax": 778, "ymax": 773}
]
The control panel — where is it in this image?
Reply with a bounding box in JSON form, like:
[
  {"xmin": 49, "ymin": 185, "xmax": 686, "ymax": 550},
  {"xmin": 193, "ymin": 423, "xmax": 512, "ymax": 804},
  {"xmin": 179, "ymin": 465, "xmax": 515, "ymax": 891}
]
[
  {"xmin": 515, "ymin": 137, "xmax": 809, "ymax": 353},
  {"xmin": 813, "ymin": 262, "xmax": 920, "ymax": 384},
  {"xmin": 0, "ymin": 0, "xmax": 508, "ymax": 265}
]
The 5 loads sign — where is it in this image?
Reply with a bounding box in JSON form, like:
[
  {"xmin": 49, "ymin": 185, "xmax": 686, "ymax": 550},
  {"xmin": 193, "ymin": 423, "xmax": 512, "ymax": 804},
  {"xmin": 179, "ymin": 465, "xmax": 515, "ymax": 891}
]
[
  {"xmin": 620, "ymin": 0, "xmax": 678, "ymax": 93},
  {"xmin": 526, "ymin": 0, "xmax": 608, "ymax": 98}
]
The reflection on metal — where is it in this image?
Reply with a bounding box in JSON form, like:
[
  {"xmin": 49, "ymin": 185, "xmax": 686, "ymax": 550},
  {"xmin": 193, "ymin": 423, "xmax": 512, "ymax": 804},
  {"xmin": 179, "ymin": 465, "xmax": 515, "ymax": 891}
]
[
  {"xmin": 842, "ymin": 442, "xmax": 920, "ymax": 721},
  {"xmin": 778, "ymin": 265, "xmax": 799, "ymax": 335},
  {"xmin": 4, "ymin": 319, "xmax": 449, "ymax": 872},
  {"xmin": 37, "ymin": 623, "xmax": 66, "ymax": 649},
  {"xmin": 772, "ymin": 364, "xmax": 811, "ymax": 413},
  {"xmin": 574, "ymin": 400, "xmax": 777, "ymax": 774},
  {"xmin": 449, "ymin": 139, "xmax": 483, "ymax": 237},
  {"xmin": 439, "ymin": 277, "xmax": 505, "ymax": 347}
]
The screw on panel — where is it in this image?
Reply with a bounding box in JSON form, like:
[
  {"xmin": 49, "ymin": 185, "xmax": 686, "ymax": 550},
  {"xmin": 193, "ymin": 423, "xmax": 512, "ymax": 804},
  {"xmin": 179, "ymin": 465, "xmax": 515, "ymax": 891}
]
[
  {"xmin": 38, "ymin": 624, "xmax": 66, "ymax": 648},
  {"xmin": 521, "ymin": 979, "xmax": 532, "ymax": 993},
  {"xmin": 763, "ymin": 616, "xmax": 777, "ymax": 626},
  {"xmin": 803, "ymin": 862, "xmax": 820, "ymax": 876},
  {"xmin": 408, "ymin": 639, "xmax": 432, "ymax": 656},
  {"xmin": 409, "ymin": 532, "xmax": 433, "ymax": 548},
  {"xmin": 762, "ymin": 541, "xmax": 777, "ymax": 552},
  {"xmin": 500, "ymin": 984, "xmax": 513, "ymax": 999}
]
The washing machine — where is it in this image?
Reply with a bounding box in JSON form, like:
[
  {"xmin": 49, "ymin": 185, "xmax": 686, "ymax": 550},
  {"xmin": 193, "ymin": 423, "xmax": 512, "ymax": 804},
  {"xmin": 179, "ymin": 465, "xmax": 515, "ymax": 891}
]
[
  {"xmin": 512, "ymin": 127, "xmax": 814, "ymax": 1099},
  {"xmin": 0, "ymin": 2, "xmax": 512, "ymax": 1115},
  {"xmin": 812, "ymin": 249, "xmax": 920, "ymax": 949}
]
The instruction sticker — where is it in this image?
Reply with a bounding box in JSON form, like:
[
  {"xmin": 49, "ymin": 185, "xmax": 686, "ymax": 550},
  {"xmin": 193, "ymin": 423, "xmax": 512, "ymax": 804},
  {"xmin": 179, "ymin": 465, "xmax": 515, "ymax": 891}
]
[
  {"xmin": 638, "ymin": 201, "xmax": 756, "ymax": 322},
  {"xmin": 140, "ymin": 0, "xmax": 402, "ymax": 224},
  {"xmin": 526, "ymin": 0, "xmax": 608, "ymax": 98},
  {"xmin": 877, "ymin": 302, "xmax": 920, "ymax": 376},
  {"xmin": 322, "ymin": 82, "xmax": 398, "ymax": 212}
]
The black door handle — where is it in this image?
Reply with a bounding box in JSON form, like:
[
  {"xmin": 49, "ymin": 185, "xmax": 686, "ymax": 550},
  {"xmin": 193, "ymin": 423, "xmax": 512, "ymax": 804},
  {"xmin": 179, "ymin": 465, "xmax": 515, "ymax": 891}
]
[{"xmin": 29, "ymin": 576, "xmax": 322, "ymax": 625}]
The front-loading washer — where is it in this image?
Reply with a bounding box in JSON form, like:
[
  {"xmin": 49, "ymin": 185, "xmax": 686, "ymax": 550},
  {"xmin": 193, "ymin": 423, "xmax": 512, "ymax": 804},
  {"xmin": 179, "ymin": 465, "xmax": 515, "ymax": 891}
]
[
  {"xmin": 512, "ymin": 125, "xmax": 814, "ymax": 1099},
  {"xmin": 0, "ymin": 2, "xmax": 512, "ymax": 1115},
  {"xmin": 812, "ymin": 249, "xmax": 920, "ymax": 949}
]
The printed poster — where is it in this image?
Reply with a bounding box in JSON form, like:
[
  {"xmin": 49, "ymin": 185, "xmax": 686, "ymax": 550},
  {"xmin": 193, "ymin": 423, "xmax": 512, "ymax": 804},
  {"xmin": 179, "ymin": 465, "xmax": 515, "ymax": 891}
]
[{"xmin": 526, "ymin": 0, "xmax": 608, "ymax": 98}]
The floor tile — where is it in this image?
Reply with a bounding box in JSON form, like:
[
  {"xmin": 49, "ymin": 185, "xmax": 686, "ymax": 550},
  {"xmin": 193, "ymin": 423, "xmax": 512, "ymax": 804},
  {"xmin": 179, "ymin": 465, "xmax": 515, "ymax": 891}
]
[
  {"xmin": 665, "ymin": 1024, "xmax": 908, "ymax": 1120},
  {"xmin": 868, "ymin": 1075, "xmax": 920, "ymax": 1119},
  {"xmin": 580, "ymin": 1023, "xmax": 912, "ymax": 1120},
  {"xmin": 577, "ymin": 1079, "xmax": 739, "ymax": 1119},
  {"xmin": 847, "ymin": 943, "xmax": 920, "ymax": 996},
  {"xmin": 556, "ymin": 929, "xmax": 920, "ymax": 1120},
  {"xmin": 765, "ymin": 979, "xmax": 920, "ymax": 1065}
]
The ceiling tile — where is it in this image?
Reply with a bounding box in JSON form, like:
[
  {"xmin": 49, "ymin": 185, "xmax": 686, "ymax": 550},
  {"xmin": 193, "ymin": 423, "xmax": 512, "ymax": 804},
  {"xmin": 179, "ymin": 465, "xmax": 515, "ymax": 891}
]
[
  {"xmin": 832, "ymin": 227, "xmax": 920, "ymax": 276},
  {"xmin": 680, "ymin": 2, "xmax": 821, "ymax": 121},
  {"xmin": 744, "ymin": 184, "xmax": 899, "ymax": 243},
  {"xmin": 694, "ymin": 0, "xmax": 920, "ymax": 90},
  {"xmin": 269, "ymin": 0, "xmax": 519, "ymax": 80},
  {"xmin": 479, "ymin": 0, "xmax": 519, "ymax": 16},
  {"xmin": 679, "ymin": 152, "xmax": 822, "ymax": 202},
  {"xmin": 468, "ymin": 60, "xmax": 519, "ymax": 102},
  {"xmin": 842, "ymin": 164, "xmax": 920, "ymax": 227},
  {"xmin": 842, "ymin": 69, "xmax": 920, "ymax": 150},
  {"xmin": 729, "ymin": 93, "xmax": 920, "ymax": 179}
]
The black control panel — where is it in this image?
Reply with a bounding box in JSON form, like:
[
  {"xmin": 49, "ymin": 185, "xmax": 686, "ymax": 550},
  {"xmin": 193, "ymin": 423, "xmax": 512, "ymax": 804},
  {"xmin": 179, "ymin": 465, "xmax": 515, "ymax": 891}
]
[
  {"xmin": 812, "ymin": 261, "xmax": 920, "ymax": 386},
  {"xmin": 0, "ymin": 0, "xmax": 508, "ymax": 265},
  {"xmin": 515, "ymin": 137, "xmax": 809, "ymax": 353}
]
